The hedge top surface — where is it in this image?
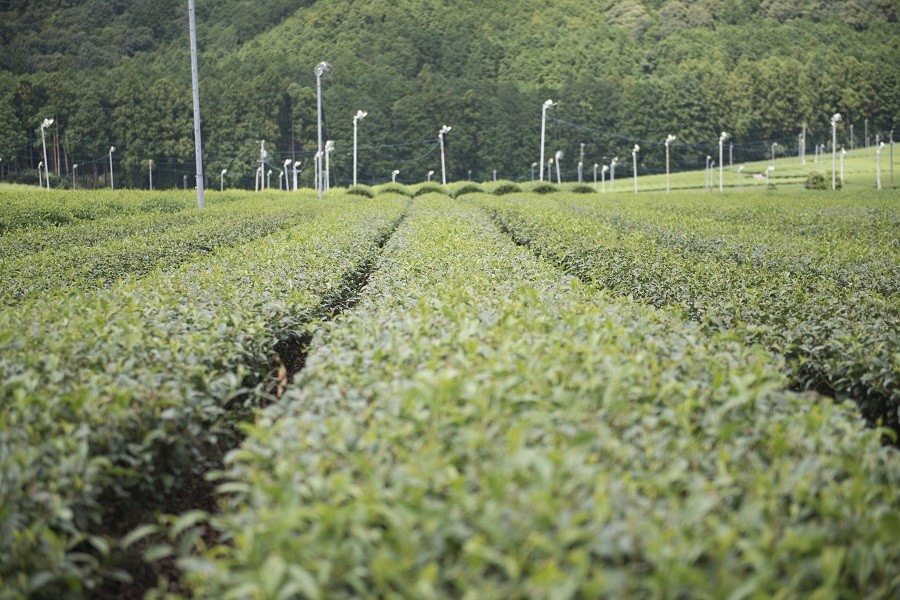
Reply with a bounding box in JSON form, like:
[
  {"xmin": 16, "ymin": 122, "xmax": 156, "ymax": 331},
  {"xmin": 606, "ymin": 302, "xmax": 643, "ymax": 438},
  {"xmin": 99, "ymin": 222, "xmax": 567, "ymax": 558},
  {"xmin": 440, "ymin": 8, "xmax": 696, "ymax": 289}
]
[{"xmin": 187, "ymin": 195, "xmax": 900, "ymax": 599}]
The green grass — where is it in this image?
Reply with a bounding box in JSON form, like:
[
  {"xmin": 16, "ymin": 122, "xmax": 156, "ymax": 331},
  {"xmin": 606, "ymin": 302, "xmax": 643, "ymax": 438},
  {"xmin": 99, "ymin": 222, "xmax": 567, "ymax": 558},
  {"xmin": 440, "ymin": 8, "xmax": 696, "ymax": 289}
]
[{"xmin": 599, "ymin": 146, "xmax": 897, "ymax": 193}]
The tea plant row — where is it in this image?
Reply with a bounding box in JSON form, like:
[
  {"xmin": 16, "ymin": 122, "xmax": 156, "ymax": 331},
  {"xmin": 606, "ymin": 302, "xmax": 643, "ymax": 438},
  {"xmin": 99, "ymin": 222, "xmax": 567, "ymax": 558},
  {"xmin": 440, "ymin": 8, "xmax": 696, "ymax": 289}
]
[
  {"xmin": 0, "ymin": 196, "xmax": 320, "ymax": 306},
  {"xmin": 180, "ymin": 196, "xmax": 899, "ymax": 599},
  {"xmin": 474, "ymin": 192, "xmax": 900, "ymax": 431},
  {"xmin": 0, "ymin": 188, "xmax": 257, "ymax": 235},
  {"xmin": 0, "ymin": 194, "xmax": 407, "ymax": 597}
]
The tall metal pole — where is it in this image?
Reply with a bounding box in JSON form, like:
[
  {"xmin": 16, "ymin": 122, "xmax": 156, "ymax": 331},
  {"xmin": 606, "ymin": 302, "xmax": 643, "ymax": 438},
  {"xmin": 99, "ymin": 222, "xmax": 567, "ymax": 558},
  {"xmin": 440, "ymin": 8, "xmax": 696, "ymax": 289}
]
[
  {"xmin": 840, "ymin": 148, "xmax": 846, "ymax": 184},
  {"xmin": 43, "ymin": 131, "xmax": 50, "ymax": 190},
  {"xmin": 149, "ymin": 160, "xmax": 154, "ymax": 190},
  {"xmin": 55, "ymin": 122, "xmax": 60, "ymax": 177},
  {"xmin": 440, "ymin": 134, "xmax": 446, "ymax": 184},
  {"xmin": 314, "ymin": 63, "xmax": 331, "ymax": 199},
  {"xmin": 719, "ymin": 132, "xmax": 728, "ymax": 192},
  {"xmin": 705, "ymin": 155, "xmax": 711, "ymax": 191},
  {"xmin": 109, "ymin": 146, "xmax": 115, "ymax": 190},
  {"xmin": 353, "ymin": 114, "xmax": 358, "ymax": 187},
  {"xmin": 188, "ymin": 0, "xmax": 205, "ymax": 208},
  {"xmin": 665, "ymin": 135, "xmax": 675, "ymax": 194},
  {"xmin": 314, "ymin": 151, "xmax": 321, "ymax": 192},
  {"xmin": 260, "ymin": 141, "xmax": 267, "ymax": 191},
  {"xmin": 316, "ymin": 71, "xmax": 323, "ymax": 197},
  {"xmin": 324, "ymin": 141, "xmax": 333, "ymax": 191},
  {"xmin": 439, "ymin": 125, "xmax": 451, "ymax": 185},
  {"xmin": 353, "ymin": 111, "xmax": 366, "ymax": 187},
  {"xmin": 801, "ymin": 123, "xmax": 807, "ymax": 164},
  {"xmin": 40, "ymin": 119, "xmax": 53, "ymax": 190},
  {"xmin": 555, "ymin": 150, "xmax": 563, "ymax": 185},
  {"xmin": 666, "ymin": 144, "xmax": 670, "ymax": 194},
  {"xmin": 891, "ymin": 130, "xmax": 895, "ymax": 189},
  {"xmin": 578, "ymin": 143, "xmax": 584, "ymax": 182},
  {"xmin": 831, "ymin": 113, "xmax": 841, "ymax": 190},
  {"xmin": 632, "ymin": 145, "xmax": 639, "ymax": 194},
  {"xmin": 539, "ymin": 100, "xmax": 554, "ymax": 181}
]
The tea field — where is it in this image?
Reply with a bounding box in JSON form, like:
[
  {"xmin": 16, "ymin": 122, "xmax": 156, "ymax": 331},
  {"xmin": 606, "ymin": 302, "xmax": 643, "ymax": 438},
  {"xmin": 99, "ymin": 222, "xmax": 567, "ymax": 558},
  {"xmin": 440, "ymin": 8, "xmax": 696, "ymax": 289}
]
[{"xmin": 0, "ymin": 186, "xmax": 898, "ymax": 598}]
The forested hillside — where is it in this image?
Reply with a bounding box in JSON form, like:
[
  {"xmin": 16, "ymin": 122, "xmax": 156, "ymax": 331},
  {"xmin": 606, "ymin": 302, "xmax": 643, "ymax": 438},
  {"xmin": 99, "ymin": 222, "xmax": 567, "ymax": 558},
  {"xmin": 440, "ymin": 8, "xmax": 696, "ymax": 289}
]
[{"xmin": 1, "ymin": 0, "xmax": 896, "ymax": 187}]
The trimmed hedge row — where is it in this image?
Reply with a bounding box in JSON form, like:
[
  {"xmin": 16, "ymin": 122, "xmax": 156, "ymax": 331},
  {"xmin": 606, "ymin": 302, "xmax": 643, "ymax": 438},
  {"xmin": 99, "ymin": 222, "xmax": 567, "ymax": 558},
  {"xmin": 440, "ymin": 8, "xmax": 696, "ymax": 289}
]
[
  {"xmin": 0, "ymin": 193, "xmax": 407, "ymax": 597},
  {"xmin": 182, "ymin": 195, "xmax": 899, "ymax": 599},
  {"xmin": 475, "ymin": 192, "xmax": 900, "ymax": 431},
  {"xmin": 0, "ymin": 188, "xmax": 253, "ymax": 236},
  {"xmin": 0, "ymin": 194, "xmax": 297, "ymax": 262},
  {"xmin": 552, "ymin": 190, "xmax": 898, "ymax": 297},
  {"xmin": 0, "ymin": 196, "xmax": 317, "ymax": 306}
]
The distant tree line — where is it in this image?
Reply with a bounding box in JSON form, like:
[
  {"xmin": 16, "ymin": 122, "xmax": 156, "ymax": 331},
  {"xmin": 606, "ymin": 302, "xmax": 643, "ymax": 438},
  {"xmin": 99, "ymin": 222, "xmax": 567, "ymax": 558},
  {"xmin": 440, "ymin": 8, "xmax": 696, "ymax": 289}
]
[{"xmin": 0, "ymin": 0, "xmax": 896, "ymax": 187}]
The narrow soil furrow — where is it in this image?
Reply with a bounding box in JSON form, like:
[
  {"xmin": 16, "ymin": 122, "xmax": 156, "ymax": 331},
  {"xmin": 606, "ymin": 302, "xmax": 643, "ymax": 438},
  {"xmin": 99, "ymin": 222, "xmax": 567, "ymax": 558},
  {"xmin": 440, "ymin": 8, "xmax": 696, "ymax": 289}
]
[
  {"xmin": 273, "ymin": 210, "xmax": 407, "ymax": 387},
  {"xmin": 98, "ymin": 208, "xmax": 408, "ymax": 599}
]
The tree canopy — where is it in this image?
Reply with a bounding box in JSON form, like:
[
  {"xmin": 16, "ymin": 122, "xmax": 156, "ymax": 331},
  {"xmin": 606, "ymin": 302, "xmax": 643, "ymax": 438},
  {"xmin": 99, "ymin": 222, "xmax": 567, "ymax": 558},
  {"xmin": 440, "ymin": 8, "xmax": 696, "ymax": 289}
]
[{"xmin": 1, "ymin": 0, "xmax": 896, "ymax": 187}]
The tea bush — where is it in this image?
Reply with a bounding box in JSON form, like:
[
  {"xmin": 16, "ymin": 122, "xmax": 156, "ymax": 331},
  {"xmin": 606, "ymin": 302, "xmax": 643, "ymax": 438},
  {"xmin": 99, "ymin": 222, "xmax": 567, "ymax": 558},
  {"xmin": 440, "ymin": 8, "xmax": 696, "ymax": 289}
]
[
  {"xmin": 345, "ymin": 184, "xmax": 374, "ymax": 198},
  {"xmin": 182, "ymin": 197, "xmax": 899, "ymax": 599},
  {"xmin": 475, "ymin": 191, "xmax": 900, "ymax": 430},
  {"xmin": 447, "ymin": 181, "xmax": 484, "ymax": 198},
  {"xmin": 0, "ymin": 193, "xmax": 407, "ymax": 597},
  {"xmin": 412, "ymin": 182, "xmax": 448, "ymax": 197},
  {"xmin": 0, "ymin": 196, "xmax": 316, "ymax": 305},
  {"xmin": 482, "ymin": 180, "xmax": 522, "ymax": 195}
]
